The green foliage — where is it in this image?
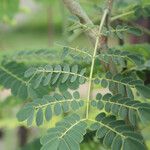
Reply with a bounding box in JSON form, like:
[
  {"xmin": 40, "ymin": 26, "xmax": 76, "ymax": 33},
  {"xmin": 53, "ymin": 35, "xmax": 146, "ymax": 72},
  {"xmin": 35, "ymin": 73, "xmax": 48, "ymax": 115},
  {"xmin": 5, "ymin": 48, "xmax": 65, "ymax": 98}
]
[
  {"xmin": 0, "ymin": 1, "xmax": 150, "ymax": 150},
  {"xmin": 102, "ymin": 25, "xmax": 143, "ymax": 38},
  {"xmin": 90, "ymin": 113, "xmax": 146, "ymax": 150},
  {"xmin": 13, "ymin": 44, "xmax": 150, "ymax": 150},
  {"xmin": 91, "ymin": 93, "xmax": 150, "ymax": 125},
  {"xmin": 0, "ymin": 61, "xmax": 51, "ymax": 99},
  {"xmin": 24, "ymin": 64, "xmax": 87, "ymax": 92},
  {"xmin": 0, "ymin": 0, "xmax": 19, "ymax": 23},
  {"xmin": 9, "ymin": 49, "xmax": 62, "ymax": 65},
  {"xmin": 94, "ymin": 72, "xmax": 150, "ymax": 99},
  {"xmin": 97, "ymin": 49, "xmax": 144, "ymax": 67},
  {"xmin": 17, "ymin": 91, "xmax": 84, "ymax": 126},
  {"xmin": 40, "ymin": 114, "xmax": 87, "ymax": 150}
]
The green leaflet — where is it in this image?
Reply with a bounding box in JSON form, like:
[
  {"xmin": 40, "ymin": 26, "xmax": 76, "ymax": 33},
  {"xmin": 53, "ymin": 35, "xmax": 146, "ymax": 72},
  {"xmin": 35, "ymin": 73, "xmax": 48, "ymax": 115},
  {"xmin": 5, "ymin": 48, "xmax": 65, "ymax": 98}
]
[
  {"xmin": 90, "ymin": 113, "xmax": 146, "ymax": 150},
  {"xmin": 118, "ymin": 107, "xmax": 128, "ymax": 120},
  {"xmin": 62, "ymin": 102, "xmax": 69, "ymax": 113},
  {"xmin": 73, "ymin": 91, "xmax": 80, "ymax": 99},
  {"xmin": 127, "ymin": 27, "xmax": 143, "ymax": 36},
  {"xmin": 27, "ymin": 110, "xmax": 34, "ymax": 126},
  {"xmin": 91, "ymin": 93, "xmax": 150, "ymax": 125},
  {"xmin": 138, "ymin": 106, "xmax": 150, "ymax": 124},
  {"xmin": 34, "ymin": 72, "xmax": 45, "ymax": 89},
  {"xmin": 54, "ymin": 103, "xmax": 62, "ymax": 116},
  {"xmin": 71, "ymin": 65, "xmax": 78, "ymax": 82},
  {"xmin": 36, "ymin": 108, "xmax": 44, "ymax": 126},
  {"xmin": 45, "ymin": 105, "xmax": 52, "ymax": 121},
  {"xmin": 111, "ymin": 135, "xmax": 122, "ymax": 150},
  {"xmin": 103, "ymin": 131, "xmax": 116, "ymax": 147},
  {"xmin": 71, "ymin": 100, "xmax": 80, "ymax": 111},
  {"xmin": 41, "ymin": 138, "xmax": 59, "ymax": 150},
  {"xmin": 17, "ymin": 104, "xmax": 34, "ymax": 122},
  {"xmin": 62, "ymin": 64, "xmax": 70, "ymax": 83},
  {"xmin": 128, "ymin": 109, "xmax": 137, "ymax": 126},
  {"xmin": 79, "ymin": 68, "xmax": 86, "ymax": 84},
  {"xmin": 136, "ymin": 85, "xmax": 150, "ymax": 98},
  {"xmin": 24, "ymin": 67, "xmax": 37, "ymax": 78},
  {"xmin": 52, "ymin": 65, "xmax": 62, "ymax": 85},
  {"xmin": 123, "ymin": 138, "xmax": 146, "ymax": 150},
  {"xmin": 101, "ymin": 79, "xmax": 108, "ymax": 88},
  {"xmin": 40, "ymin": 114, "xmax": 87, "ymax": 150},
  {"xmin": 43, "ymin": 73, "xmax": 52, "ymax": 86},
  {"xmin": 17, "ymin": 91, "xmax": 84, "ymax": 126}
]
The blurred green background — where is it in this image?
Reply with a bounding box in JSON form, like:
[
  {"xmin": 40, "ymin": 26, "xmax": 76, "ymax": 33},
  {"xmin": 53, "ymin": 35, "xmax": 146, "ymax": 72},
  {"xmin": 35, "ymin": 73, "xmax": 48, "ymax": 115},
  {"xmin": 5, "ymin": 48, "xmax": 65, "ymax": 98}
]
[{"xmin": 0, "ymin": 0, "xmax": 150, "ymax": 150}]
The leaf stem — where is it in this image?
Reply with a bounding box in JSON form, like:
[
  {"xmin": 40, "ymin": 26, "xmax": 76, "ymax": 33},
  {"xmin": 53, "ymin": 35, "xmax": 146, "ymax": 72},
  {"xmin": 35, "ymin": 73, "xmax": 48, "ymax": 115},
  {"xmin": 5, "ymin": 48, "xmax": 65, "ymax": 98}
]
[
  {"xmin": 88, "ymin": 119, "xmax": 125, "ymax": 138},
  {"xmin": 86, "ymin": 9, "xmax": 109, "ymax": 119},
  {"xmin": 111, "ymin": 10, "xmax": 134, "ymax": 21},
  {"xmin": 36, "ymin": 69, "xmax": 88, "ymax": 79},
  {"xmin": 55, "ymin": 43, "xmax": 92, "ymax": 57},
  {"xmin": 34, "ymin": 99, "xmax": 84, "ymax": 109}
]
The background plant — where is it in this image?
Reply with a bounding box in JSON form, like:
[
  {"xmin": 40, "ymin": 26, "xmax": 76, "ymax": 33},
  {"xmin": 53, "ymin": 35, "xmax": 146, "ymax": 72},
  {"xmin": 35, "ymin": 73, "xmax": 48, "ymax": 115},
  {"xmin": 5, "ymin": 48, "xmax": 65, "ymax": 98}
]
[{"xmin": 0, "ymin": 0, "xmax": 150, "ymax": 150}]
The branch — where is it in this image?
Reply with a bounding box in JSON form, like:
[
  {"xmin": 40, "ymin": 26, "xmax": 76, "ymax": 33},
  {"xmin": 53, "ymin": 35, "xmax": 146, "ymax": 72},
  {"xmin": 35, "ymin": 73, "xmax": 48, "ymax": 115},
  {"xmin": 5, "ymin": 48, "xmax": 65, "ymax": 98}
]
[
  {"xmin": 62, "ymin": 0, "xmax": 117, "ymax": 75},
  {"xmin": 62, "ymin": 0, "xmax": 92, "ymax": 24},
  {"xmin": 98, "ymin": 0, "xmax": 118, "ymax": 75},
  {"xmin": 62, "ymin": 0, "xmax": 96, "ymax": 44}
]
